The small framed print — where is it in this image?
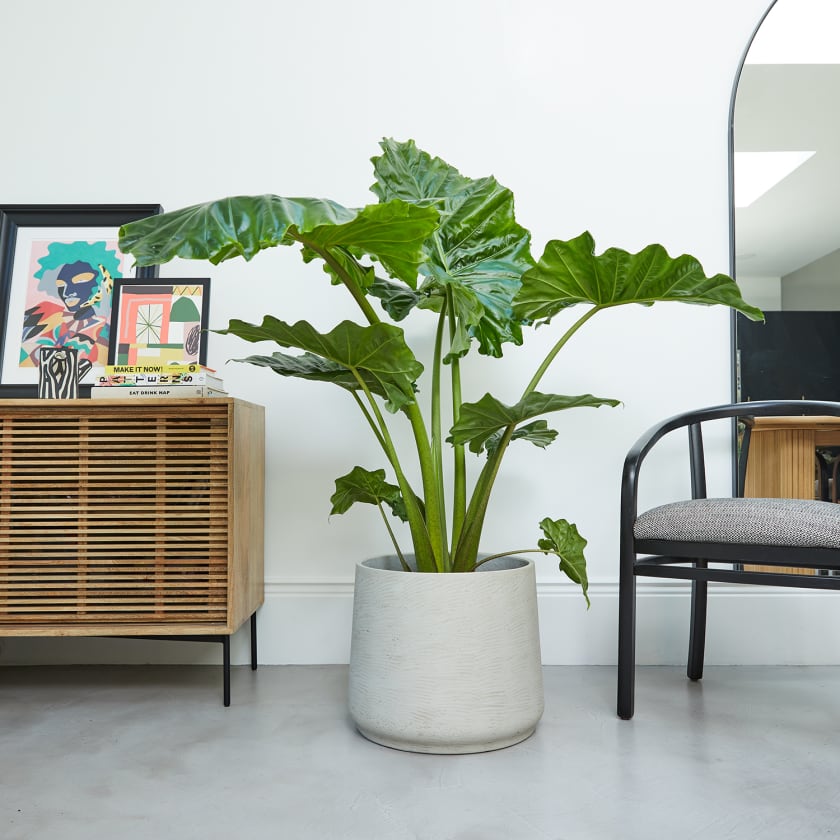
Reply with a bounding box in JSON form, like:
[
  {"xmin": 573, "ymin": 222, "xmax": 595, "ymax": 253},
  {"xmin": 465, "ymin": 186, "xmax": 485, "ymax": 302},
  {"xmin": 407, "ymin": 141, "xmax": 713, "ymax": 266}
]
[
  {"xmin": 0, "ymin": 204, "xmax": 162, "ymax": 388},
  {"xmin": 108, "ymin": 278, "xmax": 211, "ymax": 367}
]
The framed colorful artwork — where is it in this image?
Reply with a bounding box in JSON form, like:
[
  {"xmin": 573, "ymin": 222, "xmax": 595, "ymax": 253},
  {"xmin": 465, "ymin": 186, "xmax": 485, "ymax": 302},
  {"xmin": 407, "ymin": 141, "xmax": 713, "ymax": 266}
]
[
  {"xmin": 0, "ymin": 204, "xmax": 162, "ymax": 392},
  {"xmin": 108, "ymin": 278, "xmax": 211, "ymax": 367}
]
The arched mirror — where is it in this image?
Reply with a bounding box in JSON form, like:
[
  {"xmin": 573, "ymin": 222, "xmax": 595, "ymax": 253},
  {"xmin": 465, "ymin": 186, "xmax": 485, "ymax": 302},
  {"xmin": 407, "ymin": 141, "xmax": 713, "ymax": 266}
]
[{"xmin": 732, "ymin": 0, "xmax": 840, "ymax": 401}]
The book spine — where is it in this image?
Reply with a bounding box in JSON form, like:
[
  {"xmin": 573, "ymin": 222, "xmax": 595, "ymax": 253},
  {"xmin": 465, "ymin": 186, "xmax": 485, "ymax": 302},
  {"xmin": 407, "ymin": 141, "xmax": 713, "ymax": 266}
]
[
  {"xmin": 103, "ymin": 363, "xmax": 207, "ymax": 375},
  {"xmin": 90, "ymin": 386, "xmax": 227, "ymax": 399},
  {"xmin": 96, "ymin": 373, "xmax": 223, "ymax": 388}
]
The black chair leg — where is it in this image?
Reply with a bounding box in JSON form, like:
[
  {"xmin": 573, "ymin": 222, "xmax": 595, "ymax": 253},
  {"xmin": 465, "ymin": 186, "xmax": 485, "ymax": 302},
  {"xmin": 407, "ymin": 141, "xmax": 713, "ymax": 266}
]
[
  {"xmin": 617, "ymin": 555, "xmax": 636, "ymax": 720},
  {"xmin": 687, "ymin": 564, "xmax": 707, "ymax": 681},
  {"xmin": 250, "ymin": 611, "xmax": 258, "ymax": 671}
]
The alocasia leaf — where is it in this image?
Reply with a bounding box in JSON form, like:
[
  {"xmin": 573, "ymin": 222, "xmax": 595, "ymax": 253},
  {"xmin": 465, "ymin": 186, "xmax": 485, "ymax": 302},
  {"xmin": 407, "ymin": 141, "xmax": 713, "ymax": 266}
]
[
  {"xmin": 371, "ymin": 139, "xmax": 534, "ymax": 356},
  {"xmin": 331, "ymin": 467, "xmax": 408, "ymax": 521},
  {"xmin": 228, "ymin": 351, "xmax": 414, "ymax": 405},
  {"xmin": 216, "ymin": 318, "xmax": 423, "ymax": 412},
  {"xmin": 118, "ymin": 195, "xmax": 439, "ymax": 287},
  {"xmin": 538, "ymin": 518, "xmax": 589, "ymax": 607},
  {"xmin": 514, "ymin": 231, "xmax": 764, "ymax": 324},
  {"xmin": 448, "ymin": 392, "xmax": 620, "ymax": 454},
  {"xmin": 367, "ymin": 276, "xmax": 423, "ymax": 321},
  {"xmin": 484, "ymin": 420, "xmax": 558, "ymax": 458},
  {"xmin": 370, "ymin": 138, "xmax": 472, "ymax": 206},
  {"xmin": 311, "ymin": 200, "xmax": 439, "ymax": 286}
]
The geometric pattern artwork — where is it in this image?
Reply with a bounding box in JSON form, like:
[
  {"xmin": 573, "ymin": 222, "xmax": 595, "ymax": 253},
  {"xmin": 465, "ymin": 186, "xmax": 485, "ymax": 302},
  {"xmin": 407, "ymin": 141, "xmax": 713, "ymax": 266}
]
[{"xmin": 109, "ymin": 279, "xmax": 210, "ymax": 366}]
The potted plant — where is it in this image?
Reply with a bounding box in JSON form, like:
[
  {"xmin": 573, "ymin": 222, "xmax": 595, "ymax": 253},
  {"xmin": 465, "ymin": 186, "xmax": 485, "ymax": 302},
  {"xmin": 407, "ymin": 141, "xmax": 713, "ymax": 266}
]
[{"xmin": 119, "ymin": 139, "xmax": 762, "ymax": 753}]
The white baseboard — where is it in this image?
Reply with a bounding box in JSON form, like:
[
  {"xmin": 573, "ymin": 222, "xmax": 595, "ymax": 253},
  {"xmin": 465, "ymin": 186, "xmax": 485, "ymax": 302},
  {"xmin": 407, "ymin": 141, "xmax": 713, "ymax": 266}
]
[{"xmin": 2, "ymin": 579, "xmax": 840, "ymax": 666}]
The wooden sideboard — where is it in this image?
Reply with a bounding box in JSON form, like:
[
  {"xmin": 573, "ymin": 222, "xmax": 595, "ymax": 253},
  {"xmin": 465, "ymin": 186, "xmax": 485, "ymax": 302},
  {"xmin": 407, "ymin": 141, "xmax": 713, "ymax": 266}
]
[
  {"xmin": 743, "ymin": 415, "xmax": 840, "ymax": 576},
  {"xmin": 743, "ymin": 416, "xmax": 840, "ymax": 499},
  {"xmin": 0, "ymin": 397, "xmax": 265, "ymax": 704}
]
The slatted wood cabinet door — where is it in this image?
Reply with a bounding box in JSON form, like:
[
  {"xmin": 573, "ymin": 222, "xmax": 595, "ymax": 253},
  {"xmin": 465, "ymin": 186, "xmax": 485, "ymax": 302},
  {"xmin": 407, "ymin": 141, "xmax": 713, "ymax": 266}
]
[{"xmin": 0, "ymin": 398, "xmax": 264, "ymax": 637}]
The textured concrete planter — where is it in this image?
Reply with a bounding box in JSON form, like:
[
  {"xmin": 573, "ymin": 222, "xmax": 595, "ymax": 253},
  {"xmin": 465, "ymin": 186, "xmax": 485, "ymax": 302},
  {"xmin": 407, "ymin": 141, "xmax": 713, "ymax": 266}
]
[{"xmin": 348, "ymin": 555, "xmax": 544, "ymax": 754}]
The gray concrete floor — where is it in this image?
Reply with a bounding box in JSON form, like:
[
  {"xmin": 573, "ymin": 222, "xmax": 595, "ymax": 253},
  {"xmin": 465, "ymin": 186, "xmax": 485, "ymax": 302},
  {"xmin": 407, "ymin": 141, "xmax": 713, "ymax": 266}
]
[{"xmin": 1, "ymin": 665, "xmax": 838, "ymax": 839}]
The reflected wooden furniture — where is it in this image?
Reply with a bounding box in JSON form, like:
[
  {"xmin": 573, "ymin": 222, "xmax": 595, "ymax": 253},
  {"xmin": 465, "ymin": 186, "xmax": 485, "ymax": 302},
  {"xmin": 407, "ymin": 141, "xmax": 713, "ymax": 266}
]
[
  {"xmin": 743, "ymin": 415, "xmax": 840, "ymax": 574},
  {"xmin": 0, "ymin": 398, "xmax": 265, "ymax": 705},
  {"xmin": 743, "ymin": 415, "xmax": 840, "ymax": 499}
]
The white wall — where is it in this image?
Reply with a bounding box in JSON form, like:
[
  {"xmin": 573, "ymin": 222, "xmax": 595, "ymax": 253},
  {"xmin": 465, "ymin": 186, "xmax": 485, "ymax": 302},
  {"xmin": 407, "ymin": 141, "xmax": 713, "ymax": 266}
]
[
  {"xmin": 736, "ymin": 275, "xmax": 783, "ymax": 311},
  {"xmin": 782, "ymin": 248, "xmax": 840, "ymax": 309},
  {"xmin": 1, "ymin": 0, "xmax": 808, "ymax": 669}
]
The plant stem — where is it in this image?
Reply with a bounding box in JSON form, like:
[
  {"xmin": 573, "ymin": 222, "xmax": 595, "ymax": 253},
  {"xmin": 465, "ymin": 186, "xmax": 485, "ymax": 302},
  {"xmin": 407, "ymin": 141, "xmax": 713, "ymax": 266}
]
[
  {"xmin": 454, "ymin": 306, "xmax": 605, "ymax": 570},
  {"xmin": 431, "ymin": 301, "xmax": 451, "ymax": 571},
  {"xmin": 351, "ymin": 391, "xmax": 387, "ymax": 451},
  {"xmin": 471, "ymin": 548, "xmax": 544, "ymax": 570},
  {"xmin": 451, "ymin": 424, "xmax": 515, "ymax": 571},
  {"xmin": 297, "ymin": 239, "xmax": 446, "ymax": 571},
  {"xmin": 405, "ymin": 407, "xmax": 446, "ymax": 572},
  {"xmin": 522, "ymin": 305, "xmax": 601, "ymax": 397},
  {"xmin": 292, "ymin": 237, "xmax": 382, "ymax": 325},
  {"xmin": 353, "ymin": 372, "xmax": 437, "ymax": 572},
  {"xmin": 447, "ymin": 287, "xmax": 466, "ymax": 554},
  {"xmin": 378, "ymin": 503, "xmax": 410, "ymax": 571}
]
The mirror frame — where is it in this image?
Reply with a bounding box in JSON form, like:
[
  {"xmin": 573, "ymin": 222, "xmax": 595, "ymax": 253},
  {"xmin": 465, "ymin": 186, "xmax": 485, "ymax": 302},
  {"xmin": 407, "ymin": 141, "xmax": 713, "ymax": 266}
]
[
  {"xmin": 728, "ymin": 0, "xmax": 779, "ymax": 404},
  {"xmin": 727, "ymin": 1, "xmax": 778, "ymax": 492}
]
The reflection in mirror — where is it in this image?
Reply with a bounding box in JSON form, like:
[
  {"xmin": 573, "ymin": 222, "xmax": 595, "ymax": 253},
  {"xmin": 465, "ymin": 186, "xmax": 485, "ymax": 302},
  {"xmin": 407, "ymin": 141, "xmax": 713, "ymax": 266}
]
[{"xmin": 733, "ymin": 0, "xmax": 840, "ymax": 401}]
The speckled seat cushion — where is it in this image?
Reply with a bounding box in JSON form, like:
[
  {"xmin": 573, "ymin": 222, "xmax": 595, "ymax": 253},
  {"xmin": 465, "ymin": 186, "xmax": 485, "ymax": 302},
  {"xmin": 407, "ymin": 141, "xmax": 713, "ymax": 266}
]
[{"xmin": 634, "ymin": 497, "xmax": 840, "ymax": 547}]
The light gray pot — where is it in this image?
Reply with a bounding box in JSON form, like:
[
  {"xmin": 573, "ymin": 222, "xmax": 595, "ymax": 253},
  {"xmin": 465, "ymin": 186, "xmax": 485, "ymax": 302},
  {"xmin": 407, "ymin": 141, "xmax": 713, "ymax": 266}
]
[{"xmin": 348, "ymin": 555, "xmax": 544, "ymax": 754}]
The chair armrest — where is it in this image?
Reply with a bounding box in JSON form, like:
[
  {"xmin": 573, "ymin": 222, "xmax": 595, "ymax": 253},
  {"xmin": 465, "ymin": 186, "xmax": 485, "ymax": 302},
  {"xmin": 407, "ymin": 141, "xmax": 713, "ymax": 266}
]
[{"xmin": 620, "ymin": 399, "xmax": 840, "ymax": 531}]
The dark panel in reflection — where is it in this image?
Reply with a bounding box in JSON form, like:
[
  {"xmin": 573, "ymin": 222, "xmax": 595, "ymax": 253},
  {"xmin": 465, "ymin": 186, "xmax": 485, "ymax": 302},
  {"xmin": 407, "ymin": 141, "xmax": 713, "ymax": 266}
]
[{"xmin": 736, "ymin": 312, "xmax": 840, "ymax": 401}]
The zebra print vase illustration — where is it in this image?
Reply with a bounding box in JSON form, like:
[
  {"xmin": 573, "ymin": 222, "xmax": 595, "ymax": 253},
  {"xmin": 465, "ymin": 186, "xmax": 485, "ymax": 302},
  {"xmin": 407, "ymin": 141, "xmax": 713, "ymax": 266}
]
[{"xmin": 38, "ymin": 347, "xmax": 92, "ymax": 399}]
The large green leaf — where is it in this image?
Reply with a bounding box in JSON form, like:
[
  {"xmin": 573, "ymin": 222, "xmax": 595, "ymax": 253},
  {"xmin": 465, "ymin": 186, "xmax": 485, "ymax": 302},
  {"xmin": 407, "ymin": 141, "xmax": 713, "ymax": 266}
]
[
  {"xmin": 330, "ymin": 467, "xmax": 408, "ymax": 521},
  {"xmin": 371, "ymin": 139, "xmax": 534, "ymax": 355},
  {"xmin": 514, "ymin": 231, "xmax": 764, "ymax": 324},
  {"xmin": 315, "ymin": 200, "xmax": 440, "ymax": 286},
  {"xmin": 227, "ymin": 351, "xmax": 410, "ymax": 405},
  {"xmin": 217, "ymin": 318, "xmax": 423, "ymax": 412},
  {"xmin": 484, "ymin": 420, "xmax": 558, "ymax": 458},
  {"xmin": 118, "ymin": 195, "xmax": 439, "ymax": 287},
  {"xmin": 538, "ymin": 518, "xmax": 589, "ymax": 607},
  {"xmin": 370, "ymin": 137, "xmax": 472, "ymax": 206},
  {"xmin": 367, "ymin": 276, "xmax": 423, "ymax": 321},
  {"xmin": 448, "ymin": 392, "xmax": 620, "ymax": 454},
  {"xmin": 119, "ymin": 195, "xmax": 353, "ymax": 265}
]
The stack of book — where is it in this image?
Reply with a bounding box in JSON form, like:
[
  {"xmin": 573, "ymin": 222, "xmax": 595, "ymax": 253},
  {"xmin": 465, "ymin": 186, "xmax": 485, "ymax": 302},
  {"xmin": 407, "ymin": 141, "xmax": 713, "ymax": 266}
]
[{"xmin": 90, "ymin": 363, "xmax": 227, "ymax": 399}]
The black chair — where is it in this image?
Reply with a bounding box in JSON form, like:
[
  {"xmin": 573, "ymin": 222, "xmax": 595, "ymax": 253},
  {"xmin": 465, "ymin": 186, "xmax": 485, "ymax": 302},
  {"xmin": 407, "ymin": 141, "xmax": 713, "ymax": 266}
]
[{"xmin": 617, "ymin": 400, "xmax": 840, "ymax": 720}]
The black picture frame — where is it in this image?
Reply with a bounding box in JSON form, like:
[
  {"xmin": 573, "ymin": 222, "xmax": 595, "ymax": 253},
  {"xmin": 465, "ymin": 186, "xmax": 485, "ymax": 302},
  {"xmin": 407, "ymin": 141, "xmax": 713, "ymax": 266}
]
[
  {"xmin": 108, "ymin": 278, "xmax": 211, "ymax": 367},
  {"xmin": 0, "ymin": 383, "xmax": 84, "ymax": 399},
  {"xmin": 0, "ymin": 203, "xmax": 162, "ymax": 390}
]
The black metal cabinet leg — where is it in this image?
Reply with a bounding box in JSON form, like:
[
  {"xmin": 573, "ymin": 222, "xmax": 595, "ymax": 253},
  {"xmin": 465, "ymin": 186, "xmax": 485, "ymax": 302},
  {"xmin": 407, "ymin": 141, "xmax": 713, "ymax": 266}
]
[
  {"xmin": 687, "ymin": 564, "xmax": 708, "ymax": 681},
  {"xmin": 222, "ymin": 635, "xmax": 231, "ymax": 707},
  {"xmin": 250, "ymin": 612, "xmax": 258, "ymax": 671}
]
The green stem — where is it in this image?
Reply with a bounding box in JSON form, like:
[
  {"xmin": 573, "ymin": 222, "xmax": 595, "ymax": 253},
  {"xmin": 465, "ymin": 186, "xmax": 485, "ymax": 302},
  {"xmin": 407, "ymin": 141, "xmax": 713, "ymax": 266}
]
[
  {"xmin": 353, "ymin": 372, "xmax": 437, "ymax": 571},
  {"xmin": 292, "ymin": 240, "xmax": 444, "ymax": 571},
  {"xmin": 291, "ymin": 237, "xmax": 382, "ymax": 325},
  {"xmin": 447, "ymin": 288, "xmax": 466, "ymax": 554},
  {"xmin": 452, "ymin": 424, "xmax": 515, "ymax": 571},
  {"xmin": 454, "ymin": 306, "xmax": 606, "ymax": 571},
  {"xmin": 405, "ymin": 406, "xmax": 446, "ymax": 572},
  {"xmin": 522, "ymin": 305, "xmax": 602, "ymax": 397},
  {"xmin": 351, "ymin": 391, "xmax": 387, "ymax": 451},
  {"xmin": 431, "ymin": 301, "xmax": 451, "ymax": 571},
  {"xmin": 472, "ymin": 548, "xmax": 544, "ymax": 570},
  {"xmin": 455, "ymin": 306, "xmax": 605, "ymax": 570},
  {"xmin": 378, "ymin": 503, "xmax": 410, "ymax": 571}
]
